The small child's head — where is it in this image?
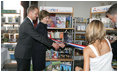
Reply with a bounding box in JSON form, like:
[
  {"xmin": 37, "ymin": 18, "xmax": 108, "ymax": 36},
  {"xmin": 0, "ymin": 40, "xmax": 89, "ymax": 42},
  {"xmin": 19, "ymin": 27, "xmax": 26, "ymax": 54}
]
[{"xmin": 85, "ymin": 20, "xmax": 106, "ymax": 44}]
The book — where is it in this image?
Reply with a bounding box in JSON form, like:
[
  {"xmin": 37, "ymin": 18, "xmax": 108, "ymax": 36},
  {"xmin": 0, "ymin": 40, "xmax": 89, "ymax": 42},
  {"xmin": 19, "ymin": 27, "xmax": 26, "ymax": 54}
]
[
  {"xmin": 52, "ymin": 50, "xmax": 58, "ymax": 59},
  {"xmin": 1, "ymin": 17, "xmax": 6, "ymax": 23},
  {"xmin": 46, "ymin": 61, "xmax": 61, "ymax": 71},
  {"xmin": 60, "ymin": 62, "xmax": 71, "ymax": 71},
  {"xmin": 66, "ymin": 16, "xmax": 72, "ymax": 28},
  {"xmin": 8, "ymin": 17, "xmax": 13, "ymax": 23},
  {"xmin": 56, "ymin": 16, "xmax": 66, "ymax": 28},
  {"xmin": 46, "ymin": 62, "xmax": 52, "ymax": 71},
  {"xmin": 49, "ymin": 16, "xmax": 56, "ymax": 27},
  {"xmin": 15, "ymin": 17, "xmax": 19, "ymax": 23},
  {"xmin": 46, "ymin": 50, "xmax": 52, "ymax": 59}
]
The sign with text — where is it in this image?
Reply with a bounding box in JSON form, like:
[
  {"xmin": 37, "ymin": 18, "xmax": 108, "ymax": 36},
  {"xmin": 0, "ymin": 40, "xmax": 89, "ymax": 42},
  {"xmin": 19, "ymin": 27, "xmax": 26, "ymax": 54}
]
[
  {"xmin": 91, "ymin": 5, "xmax": 111, "ymax": 13},
  {"xmin": 40, "ymin": 6, "xmax": 73, "ymax": 12}
]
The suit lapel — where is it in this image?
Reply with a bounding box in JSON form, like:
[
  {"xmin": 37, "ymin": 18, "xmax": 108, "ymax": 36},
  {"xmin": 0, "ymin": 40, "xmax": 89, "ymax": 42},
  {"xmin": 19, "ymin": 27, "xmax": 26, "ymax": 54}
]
[{"xmin": 25, "ymin": 17, "xmax": 34, "ymax": 27}]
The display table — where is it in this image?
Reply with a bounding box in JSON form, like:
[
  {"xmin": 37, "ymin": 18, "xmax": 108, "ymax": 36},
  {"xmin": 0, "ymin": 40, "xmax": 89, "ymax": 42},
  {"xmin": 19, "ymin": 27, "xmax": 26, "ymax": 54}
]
[{"xmin": 1, "ymin": 48, "xmax": 10, "ymax": 69}]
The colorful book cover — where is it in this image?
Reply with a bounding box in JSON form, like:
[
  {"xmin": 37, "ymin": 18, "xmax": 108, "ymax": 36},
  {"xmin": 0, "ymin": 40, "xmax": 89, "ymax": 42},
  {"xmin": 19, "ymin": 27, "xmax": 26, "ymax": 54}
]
[
  {"xmin": 56, "ymin": 16, "xmax": 66, "ymax": 28},
  {"xmin": 66, "ymin": 16, "xmax": 72, "ymax": 28},
  {"xmin": 46, "ymin": 61, "xmax": 61, "ymax": 71},
  {"xmin": 8, "ymin": 17, "xmax": 13, "ymax": 23},
  {"xmin": 49, "ymin": 16, "xmax": 56, "ymax": 27},
  {"xmin": 46, "ymin": 62, "xmax": 52, "ymax": 71},
  {"xmin": 60, "ymin": 63, "xmax": 71, "ymax": 71}
]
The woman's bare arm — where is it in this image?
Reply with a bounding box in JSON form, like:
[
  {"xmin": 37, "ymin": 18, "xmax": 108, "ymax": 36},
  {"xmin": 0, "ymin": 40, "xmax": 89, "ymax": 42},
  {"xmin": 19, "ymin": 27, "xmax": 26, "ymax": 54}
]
[{"xmin": 83, "ymin": 47, "xmax": 90, "ymax": 71}]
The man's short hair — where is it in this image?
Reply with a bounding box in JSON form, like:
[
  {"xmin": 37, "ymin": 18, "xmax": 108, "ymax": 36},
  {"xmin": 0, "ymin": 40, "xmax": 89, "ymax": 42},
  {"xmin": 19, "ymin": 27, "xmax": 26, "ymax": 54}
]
[
  {"xmin": 106, "ymin": 3, "xmax": 117, "ymax": 17},
  {"xmin": 27, "ymin": 6, "xmax": 39, "ymax": 14}
]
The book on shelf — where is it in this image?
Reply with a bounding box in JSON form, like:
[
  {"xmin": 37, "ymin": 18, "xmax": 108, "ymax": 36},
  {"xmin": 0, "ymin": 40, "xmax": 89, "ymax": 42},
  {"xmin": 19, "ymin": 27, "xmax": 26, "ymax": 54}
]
[
  {"xmin": 60, "ymin": 32, "xmax": 64, "ymax": 39},
  {"xmin": 56, "ymin": 16, "xmax": 66, "ymax": 28},
  {"xmin": 46, "ymin": 61, "xmax": 61, "ymax": 71},
  {"xmin": 64, "ymin": 32, "xmax": 73, "ymax": 43},
  {"xmin": 66, "ymin": 16, "xmax": 72, "ymax": 28},
  {"xmin": 8, "ymin": 17, "xmax": 13, "ymax": 23},
  {"xmin": 52, "ymin": 50, "xmax": 58, "ymax": 59},
  {"xmin": 15, "ymin": 16, "xmax": 19, "ymax": 23},
  {"xmin": 54, "ymin": 31, "xmax": 60, "ymax": 39},
  {"xmin": 46, "ymin": 50, "xmax": 52, "ymax": 59},
  {"xmin": 9, "ymin": 34, "xmax": 16, "ymax": 42},
  {"xmin": 2, "ymin": 33, "xmax": 18, "ymax": 42},
  {"xmin": 60, "ymin": 62, "xmax": 71, "ymax": 71},
  {"xmin": 46, "ymin": 49, "xmax": 58, "ymax": 59},
  {"xmin": 46, "ymin": 62, "xmax": 52, "ymax": 71},
  {"xmin": 76, "ymin": 34, "xmax": 85, "ymax": 40},
  {"xmin": 48, "ymin": 15, "xmax": 72, "ymax": 28},
  {"xmin": 48, "ymin": 16, "xmax": 57, "ymax": 28},
  {"xmin": 80, "ymin": 25, "xmax": 86, "ymax": 31},
  {"xmin": 46, "ymin": 61, "xmax": 71, "ymax": 71},
  {"xmin": 48, "ymin": 32, "xmax": 64, "ymax": 40},
  {"xmin": 2, "ymin": 42, "xmax": 16, "ymax": 51},
  {"xmin": 1, "ymin": 17, "xmax": 6, "ymax": 23},
  {"xmin": 46, "ymin": 47, "xmax": 72, "ymax": 59},
  {"xmin": 77, "ymin": 25, "xmax": 81, "ymax": 31}
]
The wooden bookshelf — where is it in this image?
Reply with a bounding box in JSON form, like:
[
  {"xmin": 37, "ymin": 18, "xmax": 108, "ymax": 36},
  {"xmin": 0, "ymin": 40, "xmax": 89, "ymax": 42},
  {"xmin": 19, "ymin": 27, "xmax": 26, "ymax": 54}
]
[
  {"xmin": 76, "ymin": 30, "xmax": 86, "ymax": 33},
  {"xmin": 3, "ymin": 42, "xmax": 17, "ymax": 43},
  {"xmin": 76, "ymin": 28, "xmax": 116, "ymax": 31},
  {"xmin": 76, "ymin": 22, "xmax": 87, "ymax": 23},
  {"xmin": 48, "ymin": 28, "xmax": 74, "ymax": 30},
  {"xmin": 106, "ymin": 28, "xmax": 116, "ymax": 31},
  {"xmin": 1, "ymin": 13, "xmax": 20, "ymax": 14},
  {"xmin": 76, "ymin": 39, "xmax": 85, "ymax": 40},
  {"xmin": 2, "ymin": 23, "xmax": 19, "ymax": 24},
  {"xmin": 49, "ymin": 12, "xmax": 73, "ymax": 14},
  {"xmin": 46, "ymin": 58, "xmax": 73, "ymax": 61}
]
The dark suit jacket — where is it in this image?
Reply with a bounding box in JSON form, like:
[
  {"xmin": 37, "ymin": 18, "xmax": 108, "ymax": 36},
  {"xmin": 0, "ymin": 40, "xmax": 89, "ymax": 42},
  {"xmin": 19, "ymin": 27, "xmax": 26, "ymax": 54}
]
[
  {"xmin": 33, "ymin": 22, "xmax": 52, "ymax": 51},
  {"xmin": 14, "ymin": 17, "xmax": 54, "ymax": 59},
  {"xmin": 32, "ymin": 22, "xmax": 53, "ymax": 70},
  {"xmin": 111, "ymin": 40, "xmax": 117, "ymax": 60}
]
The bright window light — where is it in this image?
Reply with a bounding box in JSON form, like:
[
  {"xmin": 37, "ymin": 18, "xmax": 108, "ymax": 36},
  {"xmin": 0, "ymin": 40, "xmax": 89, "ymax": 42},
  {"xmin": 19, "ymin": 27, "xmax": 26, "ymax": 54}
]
[{"xmin": 4, "ymin": 0, "xmax": 21, "ymax": 13}]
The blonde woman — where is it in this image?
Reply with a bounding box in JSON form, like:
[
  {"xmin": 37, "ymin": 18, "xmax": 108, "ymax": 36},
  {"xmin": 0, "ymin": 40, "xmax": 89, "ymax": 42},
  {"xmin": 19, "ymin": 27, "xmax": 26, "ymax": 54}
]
[{"xmin": 75, "ymin": 20, "xmax": 114, "ymax": 71}]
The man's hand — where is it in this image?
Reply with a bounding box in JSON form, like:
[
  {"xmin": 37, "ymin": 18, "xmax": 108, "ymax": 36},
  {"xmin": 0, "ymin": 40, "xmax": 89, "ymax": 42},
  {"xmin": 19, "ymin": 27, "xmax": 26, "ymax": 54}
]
[
  {"xmin": 52, "ymin": 42, "xmax": 59, "ymax": 50},
  {"xmin": 75, "ymin": 66, "xmax": 83, "ymax": 71},
  {"xmin": 58, "ymin": 43, "xmax": 65, "ymax": 48}
]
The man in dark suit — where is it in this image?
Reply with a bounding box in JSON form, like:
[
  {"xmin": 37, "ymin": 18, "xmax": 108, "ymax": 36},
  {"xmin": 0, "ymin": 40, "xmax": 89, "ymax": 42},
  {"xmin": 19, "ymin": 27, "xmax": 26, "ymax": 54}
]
[
  {"xmin": 14, "ymin": 6, "xmax": 60, "ymax": 71},
  {"xmin": 106, "ymin": 3, "xmax": 117, "ymax": 60}
]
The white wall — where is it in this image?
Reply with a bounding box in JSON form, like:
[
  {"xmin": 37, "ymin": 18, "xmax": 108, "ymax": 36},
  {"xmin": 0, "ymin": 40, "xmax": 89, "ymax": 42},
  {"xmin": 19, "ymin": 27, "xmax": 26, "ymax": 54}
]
[{"xmin": 38, "ymin": 1, "xmax": 116, "ymax": 18}]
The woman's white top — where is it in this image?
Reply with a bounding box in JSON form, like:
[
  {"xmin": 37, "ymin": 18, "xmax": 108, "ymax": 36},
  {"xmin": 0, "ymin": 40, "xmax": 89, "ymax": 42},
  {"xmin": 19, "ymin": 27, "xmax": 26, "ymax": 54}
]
[{"xmin": 89, "ymin": 38, "xmax": 114, "ymax": 71}]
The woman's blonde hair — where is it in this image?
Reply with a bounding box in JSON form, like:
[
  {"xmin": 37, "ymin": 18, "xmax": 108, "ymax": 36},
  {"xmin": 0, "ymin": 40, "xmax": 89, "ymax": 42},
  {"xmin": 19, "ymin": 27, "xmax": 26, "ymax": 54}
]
[{"xmin": 85, "ymin": 20, "xmax": 106, "ymax": 44}]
